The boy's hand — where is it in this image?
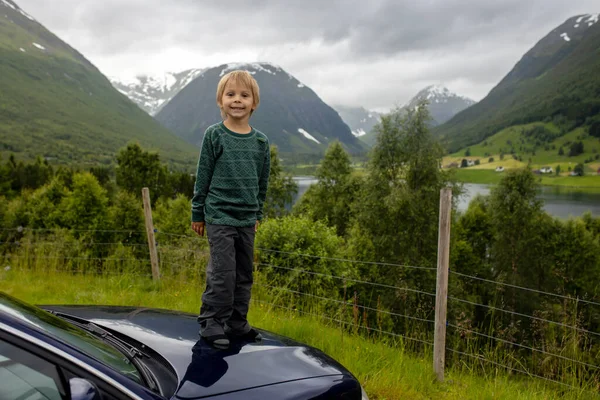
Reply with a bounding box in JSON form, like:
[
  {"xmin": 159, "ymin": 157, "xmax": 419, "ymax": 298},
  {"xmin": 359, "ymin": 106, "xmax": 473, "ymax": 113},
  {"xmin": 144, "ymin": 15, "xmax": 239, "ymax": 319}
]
[
  {"xmin": 192, "ymin": 222, "xmax": 205, "ymax": 236},
  {"xmin": 255, "ymin": 220, "xmax": 259, "ymax": 232}
]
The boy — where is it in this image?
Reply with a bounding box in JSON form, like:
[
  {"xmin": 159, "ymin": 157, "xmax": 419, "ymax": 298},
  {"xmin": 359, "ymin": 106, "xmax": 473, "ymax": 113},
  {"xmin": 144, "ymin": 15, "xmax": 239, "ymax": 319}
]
[{"xmin": 191, "ymin": 70, "xmax": 271, "ymax": 349}]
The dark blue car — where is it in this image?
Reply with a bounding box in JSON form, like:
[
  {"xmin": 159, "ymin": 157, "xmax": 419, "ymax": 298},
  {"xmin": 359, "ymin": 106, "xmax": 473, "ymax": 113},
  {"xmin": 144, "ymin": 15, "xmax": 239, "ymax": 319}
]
[{"xmin": 0, "ymin": 292, "xmax": 368, "ymax": 399}]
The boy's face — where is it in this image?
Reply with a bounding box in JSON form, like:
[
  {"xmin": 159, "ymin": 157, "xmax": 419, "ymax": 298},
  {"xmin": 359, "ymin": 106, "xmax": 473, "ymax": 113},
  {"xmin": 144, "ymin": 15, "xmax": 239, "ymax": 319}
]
[{"xmin": 219, "ymin": 80, "xmax": 255, "ymax": 122}]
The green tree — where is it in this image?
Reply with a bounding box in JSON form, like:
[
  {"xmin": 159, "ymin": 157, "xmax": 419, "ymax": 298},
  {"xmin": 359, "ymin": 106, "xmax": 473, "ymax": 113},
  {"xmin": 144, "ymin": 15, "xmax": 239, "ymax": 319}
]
[
  {"xmin": 107, "ymin": 190, "xmax": 146, "ymax": 246},
  {"xmin": 263, "ymin": 145, "xmax": 297, "ymax": 219},
  {"xmin": 465, "ymin": 147, "xmax": 471, "ymax": 157},
  {"xmin": 116, "ymin": 143, "xmax": 168, "ymax": 202},
  {"xmin": 568, "ymin": 141, "xmax": 584, "ymax": 157},
  {"xmin": 573, "ymin": 163, "xmax": 585, "ymax": 176},
  {"xmin": 154, "ymin": 194, "xmax": 193, "ymax": 237},
  {"xmin": 558, "ymin": 146, "xmax": 564, "ymax": 156},
  {"xmin": 58, "ymin": 172, "xmax": 109, "ymax": 238},
  {"xmin": 348, "ymin": 102, "xmax": 458, "ymax": 332},
  {"xmin": 488, "ymin": 168, "xmax": 550, "ymax": 332},
  {"xmin": 294, "ymin": 141, "xmax": 360, "ymax": 236}
]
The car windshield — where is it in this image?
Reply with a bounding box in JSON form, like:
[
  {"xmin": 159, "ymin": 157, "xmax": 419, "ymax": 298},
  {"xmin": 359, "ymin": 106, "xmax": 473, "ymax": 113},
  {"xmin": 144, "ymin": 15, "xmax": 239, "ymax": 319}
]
[{"xmin": 0, "ymin": 293, "xmax": 142, "ymax": 384}]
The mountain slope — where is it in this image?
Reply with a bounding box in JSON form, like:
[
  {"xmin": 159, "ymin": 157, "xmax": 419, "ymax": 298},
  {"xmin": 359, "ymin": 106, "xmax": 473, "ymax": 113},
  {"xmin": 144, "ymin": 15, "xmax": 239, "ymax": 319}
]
[
  {"xmin": 110, "ymin": 69, "xmax": 206, "ymax": 115},
  {"xmin": 360, "ymin": 85, "xmax": 475, "ymax": 146},
  {"xmin": 155, "ymin": 62, "xmax": 368, "ymax": 155},
  {"xmin": 0, "ymin": 0, "xmax": 197, "ymax": 168},
  {"xmin": 435, "ymin": 14, "xmax": 600, "ymax": 153},
  {"xmin": 333, "ymin": 105, "xmax": 381, "ymax": 137},
  {"xmin": 403, "ymin": 85, "xmax": 476, "ymax": 126}
]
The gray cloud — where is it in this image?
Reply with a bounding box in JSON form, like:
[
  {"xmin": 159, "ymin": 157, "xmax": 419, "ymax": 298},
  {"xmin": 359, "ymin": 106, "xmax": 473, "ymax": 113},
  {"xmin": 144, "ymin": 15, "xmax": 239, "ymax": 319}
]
[{"xmin": 17, "ymin": 0, "xmax": 600, "ymax": 110}]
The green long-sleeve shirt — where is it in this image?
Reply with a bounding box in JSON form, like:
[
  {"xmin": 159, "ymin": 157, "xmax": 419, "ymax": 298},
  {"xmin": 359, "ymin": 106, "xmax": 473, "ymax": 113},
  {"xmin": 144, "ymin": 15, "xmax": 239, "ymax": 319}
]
[{"xmin": 191, "ymin": 122, "xmax": 271, "ymax": 227}]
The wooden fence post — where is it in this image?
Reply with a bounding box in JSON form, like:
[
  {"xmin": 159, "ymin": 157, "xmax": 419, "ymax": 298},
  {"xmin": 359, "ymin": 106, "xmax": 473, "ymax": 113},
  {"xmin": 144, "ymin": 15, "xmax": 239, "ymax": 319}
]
[
  {"xmin": 142, "ymin": 187, "xmax": 160, "ymax": 281},
  {"xmin": 434, "ymin": 186, "xmax": 452, "ymax": 382}
]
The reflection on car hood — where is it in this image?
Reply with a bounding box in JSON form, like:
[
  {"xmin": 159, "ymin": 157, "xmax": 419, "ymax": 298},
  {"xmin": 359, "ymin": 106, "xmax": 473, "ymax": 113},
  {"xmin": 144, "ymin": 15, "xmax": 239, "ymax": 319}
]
[{"xmin": 40, "ymin": 305, "xmax": 350, "ymax": 398}]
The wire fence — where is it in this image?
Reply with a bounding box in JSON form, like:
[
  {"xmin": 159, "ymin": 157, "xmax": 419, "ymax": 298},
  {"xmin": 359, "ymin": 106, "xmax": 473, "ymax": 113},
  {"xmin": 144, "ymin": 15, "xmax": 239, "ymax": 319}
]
[{"xmin": 2, "ymin": 226, "xmax": 600, "ymax": 391}]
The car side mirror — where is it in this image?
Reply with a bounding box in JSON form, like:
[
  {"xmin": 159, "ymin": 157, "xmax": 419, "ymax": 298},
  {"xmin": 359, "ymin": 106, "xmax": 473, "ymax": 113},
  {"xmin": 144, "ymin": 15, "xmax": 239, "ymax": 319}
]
[{"xmin": 70, "ymin": 378, "xmax": 101, "ymax": 400}]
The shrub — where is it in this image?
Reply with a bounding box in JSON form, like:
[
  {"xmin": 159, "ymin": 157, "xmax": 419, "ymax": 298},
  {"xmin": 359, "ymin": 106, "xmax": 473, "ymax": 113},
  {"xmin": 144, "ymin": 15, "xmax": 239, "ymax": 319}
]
[{"xmin": 255, "ymin": 215, "xmax": 358, "ymax": 300}]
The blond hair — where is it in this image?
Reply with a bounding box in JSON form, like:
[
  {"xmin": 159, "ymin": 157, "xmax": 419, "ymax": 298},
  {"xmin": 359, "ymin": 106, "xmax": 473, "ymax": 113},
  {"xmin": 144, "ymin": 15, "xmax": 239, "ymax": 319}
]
[{"xmin": 216, "ymin": 70, "xmax": 260, "ymax": 119}]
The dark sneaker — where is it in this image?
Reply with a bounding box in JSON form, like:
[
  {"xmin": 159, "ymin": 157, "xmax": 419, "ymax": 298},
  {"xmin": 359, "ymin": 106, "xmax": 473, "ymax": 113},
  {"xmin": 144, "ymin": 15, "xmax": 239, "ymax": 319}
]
[
  {"xmin": 203, "ymin": 333, "xmax": 230, "ymax": 349},
  {"xmin": 237, "ymin": 328, "xmax": 263, "ymax": 342}
]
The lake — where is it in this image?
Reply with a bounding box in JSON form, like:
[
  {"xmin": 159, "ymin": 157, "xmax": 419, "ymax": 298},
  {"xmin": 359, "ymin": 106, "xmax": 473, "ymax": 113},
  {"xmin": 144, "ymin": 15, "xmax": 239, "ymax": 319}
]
[{"xmin": 292, "ymin": 177, "xmax": 600, "ymax": 219}]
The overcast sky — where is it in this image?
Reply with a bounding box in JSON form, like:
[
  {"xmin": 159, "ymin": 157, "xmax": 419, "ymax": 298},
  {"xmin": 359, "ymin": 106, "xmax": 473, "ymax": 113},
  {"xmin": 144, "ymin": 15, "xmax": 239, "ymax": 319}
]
[{"xmin": 18, "ymin": 0, "xmax": 599, "ymax": 112}]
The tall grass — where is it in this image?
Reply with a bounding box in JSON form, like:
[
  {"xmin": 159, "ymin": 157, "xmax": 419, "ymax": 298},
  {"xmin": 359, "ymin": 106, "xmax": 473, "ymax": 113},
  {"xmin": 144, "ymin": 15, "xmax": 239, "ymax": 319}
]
[{"xmin": 2, "ymin": 243, "xmax": 599, "ymax": 399}]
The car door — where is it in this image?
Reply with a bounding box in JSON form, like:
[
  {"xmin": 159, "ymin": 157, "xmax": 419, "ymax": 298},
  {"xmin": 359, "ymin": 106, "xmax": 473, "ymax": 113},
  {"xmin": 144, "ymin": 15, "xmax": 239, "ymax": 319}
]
[
  {"xmin": 0, "ymin": 337, "xmax": 68, "ymax": 400},
  {"xmin": 0, "ymin": 333, "xmax": 150, "ymax": 400}
]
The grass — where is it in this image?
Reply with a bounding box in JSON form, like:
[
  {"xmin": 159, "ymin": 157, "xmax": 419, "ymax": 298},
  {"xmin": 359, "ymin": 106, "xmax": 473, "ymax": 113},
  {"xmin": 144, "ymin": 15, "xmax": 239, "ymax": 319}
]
[
  {"xmin": 2, "ymin": 265, "xmax": 599, "ymax": 399},
  {"xmin": 0, "ymin": 26, "xmax": 197, "ymax": 169},
  {"xmin": 446, "ymin": 122, "xmax": 600, "ymax": 188}
]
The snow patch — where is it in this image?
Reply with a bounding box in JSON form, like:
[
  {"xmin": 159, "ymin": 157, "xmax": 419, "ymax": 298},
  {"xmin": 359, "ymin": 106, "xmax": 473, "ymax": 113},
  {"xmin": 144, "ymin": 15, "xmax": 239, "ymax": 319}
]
[
  {"xmin": 1, "ymin": 0, "xmax": 16, "ymax": 10},
  {"xmin": 19, "ymin": 47, "xmax": 25, "ymax": 52},
  {"xmin": 560, "ymin": 32, "xmax": 571, "ymax": 42},
  {"xmin": 20, "ymin": 10, "xmax": 33, "ymax": 20},
  {"xmin": 180, "ymin": 69, "xmax": 206, "ymax": 88},
  {"xmin": 587, "ymin": 14, "xmax": 598, "ymax": 25},
  {"xmin": 576, "ymin": 15, "xmax": 585, "ymax": 23},
  {"xmin": 574, "ymin": 24, "xmax": 580, "ymax": 28},
  {"xmin": 352, "ymin": 128, "xmax": 367, "ymax": 137},
  {"xmin": 164, "ymin": 73, "xmax": 177, "ymax": 91},
  {"xmin": 298, "ymin": 128, "xmax": 320, "ymax": 144},
  {"xmin": 32, "ymin": 42, "xmax": 45, "ymax": 50},
  {"xmin": 219, "ymin": 62, "xmax": 281, "ymax": 77},
  {"xmin": 1, "ymin": 0, "xmax": 34, "ymax": 20},
  {"xmin": 297, "ymin": 83, "xmax": 304, "ymax": 88}
]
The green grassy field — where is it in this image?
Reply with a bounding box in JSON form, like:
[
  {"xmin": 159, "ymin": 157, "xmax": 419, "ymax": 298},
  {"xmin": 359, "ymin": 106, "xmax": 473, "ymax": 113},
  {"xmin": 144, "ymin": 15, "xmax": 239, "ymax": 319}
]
[
  {"xmin": 446, "ymin": 122, "xmax": 600, "ymax": 188},
  {"xmin": 452, "ymin": 168, "xmax": 600, "ymax": 190},
  {"xmin": 2, "ymin": 266, "xmax": 598, "ymax": 400}
]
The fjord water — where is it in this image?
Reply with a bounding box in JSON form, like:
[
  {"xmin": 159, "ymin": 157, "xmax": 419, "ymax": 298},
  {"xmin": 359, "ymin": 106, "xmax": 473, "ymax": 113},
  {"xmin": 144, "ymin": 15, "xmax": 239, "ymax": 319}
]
[{"xmin": 292, "ymin": 177, "xmax": 600, "ymax": 219}]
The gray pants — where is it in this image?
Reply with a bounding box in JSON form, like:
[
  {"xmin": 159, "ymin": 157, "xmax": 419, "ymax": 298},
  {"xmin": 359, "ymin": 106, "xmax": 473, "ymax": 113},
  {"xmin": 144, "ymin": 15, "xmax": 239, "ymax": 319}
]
[{"xmin": 198, "ymin": 224, "xmax": 255, "ymax": 337}]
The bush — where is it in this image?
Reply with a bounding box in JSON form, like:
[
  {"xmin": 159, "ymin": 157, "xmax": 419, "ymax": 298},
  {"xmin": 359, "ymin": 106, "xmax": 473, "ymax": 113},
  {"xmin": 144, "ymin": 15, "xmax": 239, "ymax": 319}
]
[
  {"xmin": 153, "ymin": 194, "xmax": 192, "ymax": 237},
  {"xmin": 255, "ymin": 215, "xmax": 358, "ymax": 300}
]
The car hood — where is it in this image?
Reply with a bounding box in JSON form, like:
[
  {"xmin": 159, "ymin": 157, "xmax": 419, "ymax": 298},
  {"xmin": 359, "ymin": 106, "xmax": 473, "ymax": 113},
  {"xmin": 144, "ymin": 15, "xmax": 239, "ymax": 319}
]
[{"xmin": 40, "ymin": 305, "xmax": 349, "ymax": 398}]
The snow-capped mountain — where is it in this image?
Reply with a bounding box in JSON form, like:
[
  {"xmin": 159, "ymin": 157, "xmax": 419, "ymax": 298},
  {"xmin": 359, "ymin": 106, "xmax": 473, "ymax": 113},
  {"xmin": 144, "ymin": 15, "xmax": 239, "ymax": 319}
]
[
  {"xmin": 155, "ymin": 62, "xmax": 367, "ymax": 154},
  {"xmin": 333, "ymin": 105, "xmax": 381, "ymax": 137},
  {"xmin": 110, "ymin": 69, "xmax": 206, "ymax": 115},
  {"xmin": 403, "ymin": 85, "xmax": 476, "ymax": 125}
]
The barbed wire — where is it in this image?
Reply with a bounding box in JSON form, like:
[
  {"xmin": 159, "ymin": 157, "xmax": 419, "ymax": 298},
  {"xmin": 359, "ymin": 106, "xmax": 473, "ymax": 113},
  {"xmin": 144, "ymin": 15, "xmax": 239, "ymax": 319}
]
[
  {"xmin": 450, "ymin": 270, "xmax": 600, "ymax": 307},
  {"xmin": 3, "ymin": 255, "xmax": 150, "ymax": 262},
  {"xmin": 448, "ymin": 296, "xmax": 600, "ymax": 338},
  {"xmin": 446, "ymin": 348, "xmax": 580, "ymax": 390},
  {"xmin": 252, "ymin": 299, "xmax": 433, "ymax": 347},
  {"xmin": 0, "ymin": 241, "xmax": 148, "ymax": 247},
  {"xmin": 256, "ymin": 283, "xmax": 435, "ymax": 324},
  {"xmin": 258, "ymin": 262, "xmax": 437, "ymax": 297},
  {"xmin": 157, "ymin": 244, "xmax": 208, "ymax": 254},
  {"xmin": 447, "ymin": 323, "xmax": 600, "ymax": 371},
  {"xmin": 0, "ymin": 228, "xmax": 147, "ymax": 234},
  {"xmin": 156, "ymin": 231, "xmax": 207, "ymax": 240},
  {"xmin": 257, "ymin": 248, "xmax": 436, "ymax": 271},
  {"xmin": 1, "ymin": 267, "xmax": 153, "ymax": 278}
]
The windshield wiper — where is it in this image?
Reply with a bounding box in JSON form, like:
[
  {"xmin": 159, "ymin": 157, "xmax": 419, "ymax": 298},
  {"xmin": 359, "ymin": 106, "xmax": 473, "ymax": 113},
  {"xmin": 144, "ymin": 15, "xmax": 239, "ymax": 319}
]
[{"xmin": 49, "ymin": 311, "xmax": 159, "ymax": 393}]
